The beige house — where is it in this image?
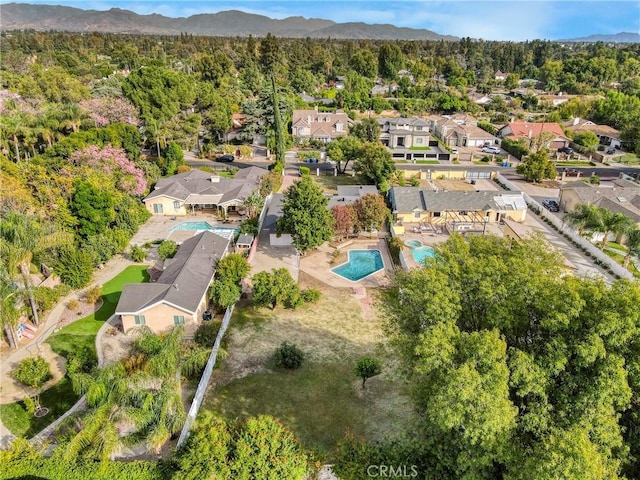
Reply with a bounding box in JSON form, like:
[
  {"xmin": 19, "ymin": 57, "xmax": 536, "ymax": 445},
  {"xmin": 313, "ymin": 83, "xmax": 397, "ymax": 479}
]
[
  {"xmin": 389, "ymin": 187, "xmax": 527, "ymax": 233},
  {"xmin": 143, "ymin": 167, "xmax": 266, "ymax": 217},
  {"xmin": 559, "ymin": 178, "xmax": 640, "ymax": 226},
  {"xmin": 291, "ymin": 108, "xmax": 353, "ymax": 143},
  {"xmin": 563, "ymin": 118, "xmax": 621, "ymax": 150},
  {"xmin": 116, "ymin": 231, "xmax": 230, "ymax": 334}
]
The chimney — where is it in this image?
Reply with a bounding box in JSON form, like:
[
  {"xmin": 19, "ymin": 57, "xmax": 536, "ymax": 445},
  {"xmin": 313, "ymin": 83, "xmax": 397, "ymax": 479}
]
[
  {"xmin": 210, "ymin": 175, "xmax": 220, "ymax": 183},
  {"xmin": 573, "ymin": 117, "xmax": 580, "ymax": 126},
  {"xmin": 173, "ymin": 284, "xmax": 179, "ymax": 291},
  {"xmin": 314, "ymin": 105, "xmax": 318, "ymax": 112},
  {"xmin": 528, "ymin": 130, "xmax": 533, "ymax": 139}
]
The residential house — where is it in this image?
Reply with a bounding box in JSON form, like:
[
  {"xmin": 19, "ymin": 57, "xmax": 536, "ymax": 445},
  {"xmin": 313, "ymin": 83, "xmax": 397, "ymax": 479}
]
[
  {"xmin": 559, "ymin": 178, "xmax": 640, "ymax": 227},
  {"xmin": 370, "ymin": 83, "xmax": 398, "ymax": 97},
  {"xmin": 375, "ymin": 116, "xmax": 433, "ymax": 161},
  {"xmin": 115, "ymin": 231, "xmax": 230, "ymax": 334},
  {"xmin": 433, "ymin": 114, "xmax": 498, "ymax": 147},
  {"xmin": 564, "ymin": 118, "xmax": 621, "ymax": 150},
  {"xmin": 327, "ymin": 185, "xmax": 379, "ymax": 209},
  {"xmin": 495, "ymin": 70, "xmax": 507, "ymax": 81},
  {"xmin": 225, "ymin": 113, "xmax": 247, "ymax": 143},
  {"xmin": 468, "ymin": 91, "xmax": 492, "ymax": 105},
  {"xmin": 498, "ymin": 122, "xmax": 569, "ymax": 150},
  {"xmin": 143, "ymin": 167, "xmax": 267, "ymax": 217},
  {"xmin": 389, "ymin": 187, "xmax": 527, "ymax": 233},
  {"xmin": 291, "ymin": 108, "xmax": 353, "ymax": 143}
]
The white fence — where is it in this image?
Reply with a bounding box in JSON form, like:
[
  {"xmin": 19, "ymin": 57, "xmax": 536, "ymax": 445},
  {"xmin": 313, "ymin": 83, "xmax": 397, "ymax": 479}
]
[
  {"xmin": 176, "ymin": 304, "xmax": 235, "ymax": 448},
  {"xmin": 496, "ymin": 174, "xmax": 634, "ymax": 280}
]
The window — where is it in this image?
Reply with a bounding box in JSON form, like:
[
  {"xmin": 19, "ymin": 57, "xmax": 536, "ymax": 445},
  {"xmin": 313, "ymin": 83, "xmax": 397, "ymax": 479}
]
[
  {"xmin": 397, "ymin": 137, "xmax": 405, "ymax": 147},
  {"xmin": 173, "ymin": 201, "xmax": 180, "ymax": 209},
  {"xmin": 336, "ymin": 123, "xmax": 343, "ymax": 132},
  {"xmin": 134, "ymin": 315, "xmax": 146, "ymax": 325},
  {"xmin": 415, "ymin": 126, "xmax": 423, "ymax": 131},
  {"xmin": 414, "ymin": 211, "xmax": 421, "ymax": 219},
  {"xmin": 459, "ymin": 211, "xmax": 467, "ymax": 216},
  {"xmin": 153, "ymin": 204, "xmax": 163, "ymax": 214},
  {"xmin": 173, "ymin": 315, "xmax": 185, "ymax": 326},
  {"xmin": 415, "ymin": 137, "xmax": 423, "ymax": 145},
  {"xmin": 433, "ymin": 212, "xmax": 441, "ymax": 217}
]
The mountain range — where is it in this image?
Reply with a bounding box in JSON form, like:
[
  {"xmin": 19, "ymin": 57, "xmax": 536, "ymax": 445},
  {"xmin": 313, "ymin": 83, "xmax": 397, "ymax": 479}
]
[
  {"xmin": 0, "ymin": 3, "xmax": 458, "ymax": 40},
  {"xmin": 562, "ymin": 32, "xmax": 640, "ymax": 43}
]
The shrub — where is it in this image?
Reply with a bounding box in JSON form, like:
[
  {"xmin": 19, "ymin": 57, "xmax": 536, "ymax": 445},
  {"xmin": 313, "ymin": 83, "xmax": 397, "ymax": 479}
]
[
  {"xmin": 130, "ymin": 245, "xmax": 147, "ymax": 262},
  {"xmin": 216, "ymin": 253, "xmax": 251, "ymax": 284},
  {"xmin": 13, "ymin": 356, "xmax": 52, "ymax": 389},
  {"xmin": 158, "ymin": 240, "xmax": 178, "ymax": 260},
  {"xmin": 239, "ymin": 216, "xmax": 259, "ymax": 236},
  {"xmin": 33, "ymin": 285, "xmax": 70, "ymax": 312},
  {"xmin": 387, "ymin": 236, "xmax": 404, "ymax": 266},
  {"xmin": 410, "ymin": 177, "xmax": 420, "ymax": 187},
  {"xmin": 23, "ymin": 396, "xmax": 36, "ymax": 415},
  {"xmin": 274, "ymin": 341, "xmax": 304, "ymax": 370},
  {"xmin": 66, "ymin": 299, "xmax": 79, "ymax": 311},
  {"xmin": 300, "ymin": 288, "xmax": 321, "ymax": 303},
  {"xmin": 56, "ymin": 250, "xmax": 94, "ymax": 289},
  {"xmin": 194, "ymin": 321, "xmax": 222, "ymax": 348},
  {"xmin": 355, "ymin": 357, "xmax": 382, "ymax": 389},
  {"xmin": 84, "ymin": 285, "xmax": 103, "ymax": 304},
  {"xmin": 176, "ymin": 165, "xmax": 191, "ymax": 173},
  {"xmin": 299, "ymin": 166, "xmax": 310, "ymax": 176}
]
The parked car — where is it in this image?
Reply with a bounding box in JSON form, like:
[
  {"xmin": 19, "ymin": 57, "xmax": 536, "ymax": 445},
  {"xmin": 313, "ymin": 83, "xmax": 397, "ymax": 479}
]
[
  {"xmin": 305, "ymin": 157, "xmax": 318, "ymax": 163},
  {"xmin": 542, "ymin": 198, "xmax": 560, "ymax": 212},
  {"xmin": 558, "ymin": 146, "xmax": 573, "ymax": 154},
  {"xmin": 482, "ymin": 146, "xmax": 501, "ymax": 154},
  {"xmin": 216, "ymin": 154, "xmax": 235, "ymax": 162}
]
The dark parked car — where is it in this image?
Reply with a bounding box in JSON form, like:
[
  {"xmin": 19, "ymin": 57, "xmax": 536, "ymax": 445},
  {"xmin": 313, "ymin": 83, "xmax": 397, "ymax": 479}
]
[
  {"xmin": 305, "ymin": 157, "xmax": 318, "ymax": 163},
  {"xmin": 542, "ymin": 198, "xmax": 560, "ymax": 212},
  {"xmin": 558, "ymin": 146, "xmax": 573, "ymax": 154},
  {"xmin": 216, "ymin": 154, "xmax": 234, "ymax": 162}
]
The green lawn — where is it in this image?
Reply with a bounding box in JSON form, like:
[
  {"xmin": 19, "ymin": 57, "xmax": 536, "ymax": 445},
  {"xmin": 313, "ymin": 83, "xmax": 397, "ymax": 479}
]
[
  {"xmin": 555, "ymin": 161, "xmax": 595, "ymax": 167},
  {"xmin": 604, "ymin": 249, "xmax": 640, "ymax": 279},
  {"xmin": 616, "ymin": 154, "xmax": 640, "ymax": 165},
  {"xmin": 0, "ymin": 266, "xmax": 150, "ymax": 438},
  {"xmin": 414, "ymin": 160, "xmax": 440, "ymax": 164},
  {"xmin": 408, "ymin": 146, "xmax": 431, "ymax": 151},
  {"xmin": 46, "ymin": 265, "xmax": 149, "ymax": 361},
  {"xmin": 0, "ymin": 377, "xmax": 78, "ymax": 438},
  {"xmin": 201, "ymin": 286, "xmax": 415, "ymax": 459}
]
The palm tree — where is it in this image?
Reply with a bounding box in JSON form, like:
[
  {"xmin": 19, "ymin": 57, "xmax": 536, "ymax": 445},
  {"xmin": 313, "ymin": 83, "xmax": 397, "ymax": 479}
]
[
  {"xmin": 594, "ymin": 209, "xmax": 635, "ymax": 251},
  {"xmin": 242, "ymin": 189, "xmax": 265, "ymax": 218},
  {"xmin": 0, "ymin": 213, "xmax": 73, "ymax": 329},
  {"xmin": 0, "ymin": 273, "xmax": 22, "ymax": 348},
  {"xmin": 623, "ymin": 228, "xmax": 640, "ymax": 269},
  {"xmin": 564, "ymin": 203, "xmax": 600, "ymax": 236}
]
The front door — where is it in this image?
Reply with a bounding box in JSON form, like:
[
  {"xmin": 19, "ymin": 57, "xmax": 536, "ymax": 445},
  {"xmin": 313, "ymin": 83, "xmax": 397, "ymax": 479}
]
[{"xmin": 153, "ymin": 204, "xmax": 164, "ymax": 214}]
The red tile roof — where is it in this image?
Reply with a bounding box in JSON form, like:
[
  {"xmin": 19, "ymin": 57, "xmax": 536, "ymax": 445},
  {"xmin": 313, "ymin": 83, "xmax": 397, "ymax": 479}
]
[{"xmin": 503, "ymin": 122, "xmax": 566, "ymax": 139}]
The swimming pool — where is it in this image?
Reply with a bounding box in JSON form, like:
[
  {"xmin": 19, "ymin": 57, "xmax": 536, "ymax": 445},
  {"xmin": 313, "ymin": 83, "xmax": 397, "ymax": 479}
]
[
  {"xmin": 332, "ymin": 250, "xmax": 384, "ymax": 282},
  {"xmin": 168, "ymin": 222, "xmax": 239, "ymax": 241},
  {"xmin": 405, "ymin": 240, "xmax": 422, "ymax": 248},
  {"xmin": 410, "ymin": 246, "xmax": 435, "ymax": 264}
]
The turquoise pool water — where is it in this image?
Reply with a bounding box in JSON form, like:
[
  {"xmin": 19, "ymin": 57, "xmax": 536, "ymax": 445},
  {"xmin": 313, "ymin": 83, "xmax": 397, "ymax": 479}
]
[
  {"xmin": 168, "ymin": 222, "xmax": 238, "ymax": 241},
  {"xmin": 332, "ymin": 250, "xmax": 384, "ymax": 282},
  {"xmin": 410, "ymin": 246, "xmax": 435, "ymax": 263}
]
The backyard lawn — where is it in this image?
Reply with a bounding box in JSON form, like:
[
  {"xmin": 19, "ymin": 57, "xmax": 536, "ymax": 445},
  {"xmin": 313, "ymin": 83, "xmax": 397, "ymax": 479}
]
[
  {"xmin": 312, "ymin": 174, "xmax": 367, "ymax": 194},
  {"xmin": 46, "ymin": 265, "xmax": 149, "ymax": 360},
  {"xmin": 201, "ymin": 275, "xmax": 415, "ymax": 458},
  {"xmin": 0, "ymin": 265, "xmax": 150, "ymax": 438}
]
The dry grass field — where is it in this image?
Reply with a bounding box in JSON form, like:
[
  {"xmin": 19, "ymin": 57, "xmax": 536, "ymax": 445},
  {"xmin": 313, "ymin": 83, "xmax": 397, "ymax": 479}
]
[{"xmin": 201, "ymin": 273, "xmax": 415, "ymax": 457}]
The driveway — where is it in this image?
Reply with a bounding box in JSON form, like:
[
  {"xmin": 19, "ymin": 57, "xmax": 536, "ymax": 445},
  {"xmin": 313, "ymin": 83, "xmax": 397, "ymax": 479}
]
[{"xmin": 521, "ymin": 211, "xmax": 614, "ymax": 282}]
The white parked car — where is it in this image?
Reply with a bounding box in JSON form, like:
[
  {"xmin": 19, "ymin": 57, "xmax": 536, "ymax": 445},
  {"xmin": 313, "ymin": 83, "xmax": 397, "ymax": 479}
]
[{"xmin": 482, "ymin": 146, "xmax": 501, "ymax": 154}]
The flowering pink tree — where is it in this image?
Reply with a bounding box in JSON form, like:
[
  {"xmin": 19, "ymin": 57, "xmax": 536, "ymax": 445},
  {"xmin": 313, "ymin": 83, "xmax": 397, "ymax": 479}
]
[
  {"xmin": 79, "ymin": 98, "xmax": 139, "ymax": 127},
  {"xmin": 70, "ymin": 145, "xmax": 147, "ymax": 196}
]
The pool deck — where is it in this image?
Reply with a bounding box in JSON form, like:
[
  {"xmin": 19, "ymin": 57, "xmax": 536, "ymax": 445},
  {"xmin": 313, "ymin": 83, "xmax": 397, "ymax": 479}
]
[
  {"xmin": 399, "ymin": 224, "xmax": 449, "ymax": 269},
  {"xmin": 129, "ymin": 214, "xmax": 241, "ymax": 245},
  {"xmin": 300, "ymin": 239, "xmax": 394, "ymax": 288}
]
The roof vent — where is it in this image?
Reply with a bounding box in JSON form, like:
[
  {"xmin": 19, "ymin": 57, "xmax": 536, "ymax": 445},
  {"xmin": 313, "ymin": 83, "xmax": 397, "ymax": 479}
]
[{"xmin": 173, "ymin": 284, "xmax": 179, "ymax": 290}]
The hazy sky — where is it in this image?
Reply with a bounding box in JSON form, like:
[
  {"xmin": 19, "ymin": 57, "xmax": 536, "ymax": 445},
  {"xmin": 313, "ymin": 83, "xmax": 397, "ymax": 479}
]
[{"xmin": 8, "ymin": 0, "xmax": 640, "ymax": 41}]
